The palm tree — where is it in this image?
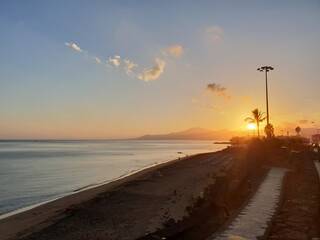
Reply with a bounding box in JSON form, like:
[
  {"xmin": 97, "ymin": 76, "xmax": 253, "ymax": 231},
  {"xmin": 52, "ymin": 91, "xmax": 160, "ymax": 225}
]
[
  {"xmin": 295, "ymin": 126, "xmax": 301, "ymax": 136},
  {"xmin": 265, "ymin": 123, "xmax": 275, "ymax": 138},
  {"xmin": 245, "ymin": 108, "xmax": 266, "ymax": 138}
]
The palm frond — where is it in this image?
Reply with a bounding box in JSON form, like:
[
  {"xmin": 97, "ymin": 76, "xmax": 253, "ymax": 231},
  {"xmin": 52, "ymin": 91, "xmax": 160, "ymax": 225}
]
[
  {"xmin": 245, "ymin": 117, "xmax": 255, "ymax": 123},
  {"xmin": 246, "ymin": 108, "xmax": 266, "ymax": 125},
  {"xmin": 259, "ymin": 116, "xmax": 266, "ymax": 122}
]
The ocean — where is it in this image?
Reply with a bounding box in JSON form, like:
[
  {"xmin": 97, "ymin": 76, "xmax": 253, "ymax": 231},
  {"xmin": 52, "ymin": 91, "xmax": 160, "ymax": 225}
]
[{"xmin": 0, "ymin": 140, "xmax": 228, "ymax": 218}]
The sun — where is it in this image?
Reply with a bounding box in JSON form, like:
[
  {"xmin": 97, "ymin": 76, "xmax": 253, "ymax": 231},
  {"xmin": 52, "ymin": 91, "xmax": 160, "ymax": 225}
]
[{"xmin": 247, "ymin": 123, "xmax": 256, "ymax": 130}]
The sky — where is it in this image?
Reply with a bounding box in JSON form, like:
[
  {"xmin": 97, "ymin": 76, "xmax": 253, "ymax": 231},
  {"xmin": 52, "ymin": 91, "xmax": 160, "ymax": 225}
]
[{"xmin": 0, "ymin": 0, "xmax": 319, "ymax": 139}]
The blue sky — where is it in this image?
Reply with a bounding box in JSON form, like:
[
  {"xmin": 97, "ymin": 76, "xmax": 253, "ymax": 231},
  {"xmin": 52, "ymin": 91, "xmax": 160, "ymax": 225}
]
[{"xmin": 0, "ymin": 0, "xmax": 319, "ymax": 139}]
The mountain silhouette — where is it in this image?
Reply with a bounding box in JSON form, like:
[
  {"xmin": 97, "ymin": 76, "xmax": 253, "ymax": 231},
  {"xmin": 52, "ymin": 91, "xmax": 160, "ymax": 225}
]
[{"xmin": 135, "ymin": 127, "xmax": 242, "ymax": 140}]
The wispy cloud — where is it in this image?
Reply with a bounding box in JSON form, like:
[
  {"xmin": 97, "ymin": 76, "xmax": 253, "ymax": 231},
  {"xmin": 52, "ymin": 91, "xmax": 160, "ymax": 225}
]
[
  {"xmin": 71, "ymin": 43, "xmax": 82, "ymax": 52},
  {"xmin": 206, "ymin": 83, "xmax": 231, "ymax": 99},
  {"xmin": 206, "ymin": 25, "xmax": 222, "ymax": 33},
  {"xmin": 65, "ymin": 42, "xmax": 84, "ymax": 53},
  {"xmin": 161, "ymin": 45, "xmax": 184, "ymax": 57},
  {"xmin": 241, "ymin": 97, "xmax": 252, "ymax": 103},
  {"xmin": 93, "ymin": 57, "xmax": 101, "ymax": 64},
  {"xmin": 206, "ymin": 25, "xmax": 223, "ymax": 40},
  {"xmin": 191, "ymin": 98, "xmax": 228, "ymax": 115},
  {"xmin": 64, "ymin": 42, "xmax": 169, "ymax": 81},
  {"xmin": 124, "ymin": 59, "xmax": 138, "ymax": 74},
  {"xmin": 109, "ymin": 55, "xmax": 121, "ymax": 67},
  {"xmin": 64, "ymin": 42, "xmax": 107, "ymax": 68},
  {"xmin": 297, "ymin": 119, "xmax": 309, "ymax": 125},
  {"xmin": 138, "ymin": 58, "xmax": 166, "ymax": 81}
]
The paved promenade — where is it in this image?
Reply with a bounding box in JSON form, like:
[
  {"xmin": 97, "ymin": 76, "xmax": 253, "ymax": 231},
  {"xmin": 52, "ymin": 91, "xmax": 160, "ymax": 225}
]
[{"xmin": 210, "ymin": 167, "xmax": 288, "ymax": 240}]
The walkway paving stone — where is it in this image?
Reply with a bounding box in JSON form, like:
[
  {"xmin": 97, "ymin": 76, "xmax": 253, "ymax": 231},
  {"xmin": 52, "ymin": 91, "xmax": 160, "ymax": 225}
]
[
  {"xmin": 210, "ymin": 167, "xmax": 288, "ymax": 240},
  {"xmin": 267, "ymin": 156, "xmax": 320, "ymax": 240}
]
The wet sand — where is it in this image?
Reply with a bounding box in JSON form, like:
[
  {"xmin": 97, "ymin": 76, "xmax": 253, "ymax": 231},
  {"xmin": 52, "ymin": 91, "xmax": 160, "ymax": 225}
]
[{"xmin": 0, "ymin": 151, "xmax": 234, "ymax": 240}]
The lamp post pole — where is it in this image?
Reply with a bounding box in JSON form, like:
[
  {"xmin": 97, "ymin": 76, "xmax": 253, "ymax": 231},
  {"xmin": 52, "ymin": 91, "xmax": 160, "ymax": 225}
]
[
  {"xmin": 257, "ymin": 66, "xmax": 274, "ymax": 138},
  {"xmin": 265, "ymin": 69, "xmax": 269, "ymax": 125}
]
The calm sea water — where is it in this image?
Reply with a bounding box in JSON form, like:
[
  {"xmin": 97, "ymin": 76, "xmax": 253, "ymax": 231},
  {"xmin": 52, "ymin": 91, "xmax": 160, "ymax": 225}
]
[{"xmin": 0, "ymin": 140, "xmax": 228, "ymax": 217}]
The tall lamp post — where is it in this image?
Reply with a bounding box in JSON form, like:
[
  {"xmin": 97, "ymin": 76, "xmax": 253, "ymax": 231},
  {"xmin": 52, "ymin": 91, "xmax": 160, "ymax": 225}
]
[{"xmin": 257, "ymin": 66, "xmax": 274, "ymax": 138}]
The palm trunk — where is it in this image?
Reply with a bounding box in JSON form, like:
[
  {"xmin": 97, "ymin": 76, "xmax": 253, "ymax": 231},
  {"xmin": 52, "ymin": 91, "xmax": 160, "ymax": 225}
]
[{"xmin": 257, "ymin": 122, "xmax": 260, "ymax": 138}]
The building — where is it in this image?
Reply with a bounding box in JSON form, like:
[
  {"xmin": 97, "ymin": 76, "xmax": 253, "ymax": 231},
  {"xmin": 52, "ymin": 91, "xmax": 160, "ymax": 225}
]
[{"xmin": 312, "ymin": 134, "xmax": 320, "ymax": 143}]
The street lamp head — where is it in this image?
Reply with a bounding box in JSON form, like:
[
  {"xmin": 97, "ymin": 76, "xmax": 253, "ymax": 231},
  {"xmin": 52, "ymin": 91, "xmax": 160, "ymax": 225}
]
[{"xmin": 257, "ymin": 66, "xmax": 274, "ymax": 72}]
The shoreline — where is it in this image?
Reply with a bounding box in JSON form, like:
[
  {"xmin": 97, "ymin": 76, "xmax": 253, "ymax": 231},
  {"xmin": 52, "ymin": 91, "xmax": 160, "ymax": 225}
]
[
  {"xmin": 0, "ymin": 150, "xmax": 212, "ymax": 220},
  {"xmin": 0, "ymin": 139, "xmax": 227, "ymax": 220},
  {"xmin": 0, "ymin": 155, "xmax": 186, "ymax": 220},
  {"xmin": 0, "ymin": 150, "xmax": 227, "ymax": 240}
]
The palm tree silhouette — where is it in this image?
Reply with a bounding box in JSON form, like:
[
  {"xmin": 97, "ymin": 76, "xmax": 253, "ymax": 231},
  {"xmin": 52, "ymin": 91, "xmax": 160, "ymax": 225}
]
[{"xmin": 245, "ymin": 108, "xmax": 266, "ymax": 138}]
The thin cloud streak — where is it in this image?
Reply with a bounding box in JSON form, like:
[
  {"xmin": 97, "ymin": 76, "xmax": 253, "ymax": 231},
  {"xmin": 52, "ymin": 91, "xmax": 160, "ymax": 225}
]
[
  {"xmin": 297, "ymin": 119, "xmax": 308, "ymax": 125},
  {"xmin": 93, "ymin": 57, "xmax": 101, "ymax": 64},
  {"xmin": 241, "ymin": 97, "xmax": 252, "ymax": 103},
  {"xmin": 206, "ymin": 25, "xmax": 222, "ymax": 33},
  {"xmin": 205, "ymin": 25, "xmax": 223, "ymax": 40},
  {"xmin": 191, "ymin": 98, "xmax": 228, "ymax": 115},
  {"xmin": 161, "ymin": 45, "xmax": 184, "ymax": 57},
  {"xmin": 65, "ymin": 42, "xmax": 84, "ymax": 53},
  {"xmin": 64, "ymin": 42, "xmax": 169, "ymax": 81}
]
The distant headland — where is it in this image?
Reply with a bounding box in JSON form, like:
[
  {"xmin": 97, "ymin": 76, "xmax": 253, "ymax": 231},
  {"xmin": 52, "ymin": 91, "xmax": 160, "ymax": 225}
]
[{"xmin": 134, "ymin": 127, "xmax": 242, "ymax": 140}]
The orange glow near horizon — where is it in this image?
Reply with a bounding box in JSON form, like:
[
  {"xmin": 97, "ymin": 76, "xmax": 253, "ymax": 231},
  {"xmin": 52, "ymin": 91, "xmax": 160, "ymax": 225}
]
[
  {"xmin": 247, "ymin": 124, "xmax": 256, "ymax": 130},
  {"xmin": 0, "ymin": 1, "xmax": 319, "ymax": 140}
]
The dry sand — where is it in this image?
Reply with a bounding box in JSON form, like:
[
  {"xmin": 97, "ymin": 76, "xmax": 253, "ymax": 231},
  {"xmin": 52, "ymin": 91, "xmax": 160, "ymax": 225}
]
[{"xmin": 0, "ymin": 151, "xmax": 234, "ymax": 240}]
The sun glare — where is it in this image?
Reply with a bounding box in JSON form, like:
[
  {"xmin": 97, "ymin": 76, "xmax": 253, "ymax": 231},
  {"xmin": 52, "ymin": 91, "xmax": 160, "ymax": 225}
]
[{"xmin": 247, "ymin": 123, "xmax": 256, "ymax": 130}]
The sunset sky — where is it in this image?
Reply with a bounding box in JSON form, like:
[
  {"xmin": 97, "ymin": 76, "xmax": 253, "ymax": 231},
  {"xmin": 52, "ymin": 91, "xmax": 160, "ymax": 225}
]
[{"xmin": 1, "ymin": 0, "xmax": 319, "ymax": 139}]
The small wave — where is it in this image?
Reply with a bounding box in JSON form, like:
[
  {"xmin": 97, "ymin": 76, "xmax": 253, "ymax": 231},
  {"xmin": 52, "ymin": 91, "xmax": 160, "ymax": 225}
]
[{"xmin": 73, "ymin": 183, "xmax": 100, "ymax": 192}]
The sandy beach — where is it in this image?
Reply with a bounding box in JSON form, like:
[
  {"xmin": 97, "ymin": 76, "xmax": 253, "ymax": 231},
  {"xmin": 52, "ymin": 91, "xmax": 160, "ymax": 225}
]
[
  {"xmin": 0, "ymin": 150, "xmax": 235, "ymax": 240},
  {"xmin": 3, "ymin": 146, "xmax": 318, "ymax": 240}
]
